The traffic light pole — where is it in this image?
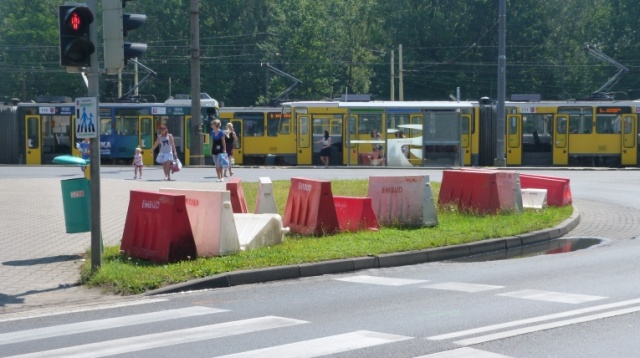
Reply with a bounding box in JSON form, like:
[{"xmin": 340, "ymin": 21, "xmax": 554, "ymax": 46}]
[{"xmin": 87, "ymin": 0, "xmax": 102, "ymax": 271}]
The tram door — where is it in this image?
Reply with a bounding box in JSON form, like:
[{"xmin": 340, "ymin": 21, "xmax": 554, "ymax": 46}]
[
  {"xmin": 231, "ymin": 119, "xmax": 243, "ymax": 165},
  {"xmin": 296, "ymin": 112, "xmax": 312, "ymax": 165},
  {"xmin": 553, "ymin": 114, "xmax": 569, "ymax": 165},
  {"xmin": 25, "ymin": 115, "xmax": 41, "ymax": 165},
  {"xmin": 506, "ymin": 114, "xmax": 522, "ymax": 165},
  {"xmin": 138, "ymin": 115, "xmax": 154, "ymax": 165},
  {"xmin": 621, "ymin": 114, "xmax": 637, "ymax": 165},
  {"xmin": 347, "ymin": 114, "xmax": 358, "ymax": 165}
]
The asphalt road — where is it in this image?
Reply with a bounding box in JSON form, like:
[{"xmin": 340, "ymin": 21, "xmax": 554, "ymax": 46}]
[{"xmin": 1, "ymin": 165, "xmax": 639, "ymax": 357}]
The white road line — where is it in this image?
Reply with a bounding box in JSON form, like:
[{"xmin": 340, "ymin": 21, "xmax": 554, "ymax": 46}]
[
  {"xmin": 415, "ymin": 347, "xmax": 512, "ymax": 357},
  {"xmin": 335, "ymin": 275, "xmax": 429, "ymax": 286},
  {"xmin": 213, "ymin": 330, "xmax": 412, "ymax": 358},
  {"xmin": 455, "ymin": 305, "xmax": 640, "ymax": 346},
  {"xmin": 6, "ymin": 316, "xmax": 308, "ymax": 358},
  {"xmin": 0, "ymin": 306, "xmax": 226, "ymax": 345},
  {"xmin": 497, "ymin": 289, "xmax": 606, "ymax": 304},
  {"xmin": 0, "ymin": 298, "xmax": 168, "ymax": 323},
  {"xmin": 428, "ymin": 297, "xmax": 640, "ymax": 341},
  {"xmin": 421, "ymin": 282, "xmax": 504, "ymax": 293}
]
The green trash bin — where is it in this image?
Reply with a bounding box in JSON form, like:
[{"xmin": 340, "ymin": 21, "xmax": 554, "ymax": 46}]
[{"xmin": 61, "ymin": 178, "xmax": 91, "ymax": 233}]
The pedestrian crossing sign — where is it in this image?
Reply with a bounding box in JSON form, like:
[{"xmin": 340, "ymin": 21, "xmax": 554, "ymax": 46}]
[{"xmin": 75, "ymin": 97, "xmax": 98, "ymax": 138}]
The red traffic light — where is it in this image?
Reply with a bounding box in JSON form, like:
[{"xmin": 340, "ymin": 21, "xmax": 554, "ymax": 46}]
[{"xmin": 62, "ymin": 6, "xmax": 94, "ymax": 34}]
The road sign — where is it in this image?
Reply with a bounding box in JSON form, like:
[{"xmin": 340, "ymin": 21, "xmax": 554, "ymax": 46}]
[{"xmin": 75, "ymin": 96, "xmax": 98, "ymax": 138}]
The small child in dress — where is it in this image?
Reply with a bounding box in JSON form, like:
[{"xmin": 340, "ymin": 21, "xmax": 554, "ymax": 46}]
[{"xmin": 133, "ymin": 147, "xmax": 143, "ymax": 179}]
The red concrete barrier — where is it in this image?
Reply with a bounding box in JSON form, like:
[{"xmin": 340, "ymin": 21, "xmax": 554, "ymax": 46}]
[
  {"xmin": 283, "ymin": 177, "xmax": 340, "ymax": 235},
  {"xmin": 520, "ymin": 174, "xmax": 572, "ymax": 206},
  {"xmin": 333, "ymin": 196, "xmax": 380, "ymax": 232},
  {"xmin": 226, "ymin": 177, "xmax": 248, "ymax": 213},
  {"xmin": 367, "ymin": 175, "xmax": 438, "ymax": 226},
  {"xmin": 121, "ymin": 190, "xmax": 197, "ymax": 263},
  {"xmin": 438, "ymin": 170, "xmax": 521, "ymax": 214}
]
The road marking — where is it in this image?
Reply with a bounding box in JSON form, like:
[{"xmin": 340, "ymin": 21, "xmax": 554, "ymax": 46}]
[
  {"xmin": 213, "ymin": 330, "xmax": 412, "ymax": 358},
  {"xmin": 335, "ymin": 275, "xmax": 428, "ymax": 286},
  {"xmin": 0, "ymin": 306, "xmax": 226, "ymax": 345},
  {"xmin": 5, "ymin": 316, "xmax": 308, "ymax": 358},
  {"xmin": 415, "ymin": 347, "xmax": 512, "ymax": 357},
  {"xmin": 0, "ymin": 298, "xmax": 168, "ymax": 323},
  {"xmin": 497, "ymin": 289, "xmax": 606, "ymax": 304},
  {"xmin": 454, "ymin": 305, "xmax": 640, "ymax": 345},
  {"xmin": 421, "ymin": 282, "xmax": 504, "ymax": 293},
  {"xmin": 428, "ymin": 297, "xmax": 640, "ymax": 341}
]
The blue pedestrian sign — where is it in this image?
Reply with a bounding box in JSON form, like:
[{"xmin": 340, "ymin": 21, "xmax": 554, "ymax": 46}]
[{"xmin": 75, "ymin": 97, "xmax": 98, "ymax": 138}]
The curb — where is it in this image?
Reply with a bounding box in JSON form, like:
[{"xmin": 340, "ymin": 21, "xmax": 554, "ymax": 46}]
[{"xmin": 146, "ymin": 206, "xmax": 581, "ymax": 296}]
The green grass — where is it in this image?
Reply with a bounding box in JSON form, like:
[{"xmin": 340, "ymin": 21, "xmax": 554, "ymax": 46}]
[{"xmin": 80, "ymin": 180, "xmax": 573, "ymax": 295}]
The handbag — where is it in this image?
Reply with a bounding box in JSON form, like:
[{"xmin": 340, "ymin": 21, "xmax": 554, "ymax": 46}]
[
  {"xmin": 220, "ymin": 153, "xmax": 229, "ymax": 168},
  {"xmin": 172, "ymin": 158, "xmax": 181, "ymax": 173}
]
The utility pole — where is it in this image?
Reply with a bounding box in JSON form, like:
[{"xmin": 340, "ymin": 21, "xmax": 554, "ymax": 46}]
[
  {"xmin": 189, "ymin": 0, "xmax": 203, "ymax": 165},
  {"xmin": 399, "ymin": 44, "xmax": 404, "ymax": 101},
  {"xmin": 495, "ymin": 0, "xmax": 506, "ymax": 167},
  {"xmin": 390, "ymin": 50, "xmax": 395, "ymax": 101},
  {"xmin": 87, "ymin": 0, "xmax": 101, "ymax": 270}
]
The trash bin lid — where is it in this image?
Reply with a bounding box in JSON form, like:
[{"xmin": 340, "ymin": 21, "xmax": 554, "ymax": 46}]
[{"xmin": 53, "ymin": 155, "xmax": 89, "ymax": 165}]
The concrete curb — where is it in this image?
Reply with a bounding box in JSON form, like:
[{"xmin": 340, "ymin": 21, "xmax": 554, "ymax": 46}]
[{"xmin": 146, "ymin": 206, "xmax": 581, "ymax": 296}]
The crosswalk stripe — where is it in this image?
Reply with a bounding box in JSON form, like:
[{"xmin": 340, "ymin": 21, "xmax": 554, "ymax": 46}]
[
  {"xmin": 454, "ymin": 305, "xmax": 640, "ymax": 345},
  {"xmin": 213, "ymin": 330, "xmax": 412, "ymax": 358},
  {"xmin": 415, "ymin": 347, "xmax": 512, "ymax": 357},
  {"xmin": 335, "ymin": 275, "xmax": 429, "ymax": 286},
  {"xmin": 497, "ymin": 289, "xmax": 606, "ymax": 304},
  {"xmin": 421, "ymin": 282, "xmax": 504, "ymax": 293},
  {"xmin": 428, "ymin": 297, "xmax": 640, "ymax": 341},
  {"xmin": 0, "ymin": 306, "xmax": 225, "ymax": 345},
  {"xmin": 6, "ymin": 316, "xmax": 308, "ymax": 358},
  {"xmin": 0, "ymin": 298, "xmax": 168, "ymax": 323}
]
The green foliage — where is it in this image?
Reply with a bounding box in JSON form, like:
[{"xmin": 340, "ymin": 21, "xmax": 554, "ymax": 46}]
[
  {"xmin": 80, "ymin": 179, "xmax": 573, "ymax": 295},
  {"xmin": 2, "ymin": 0, "xmax": 639, "ymax": 103}
]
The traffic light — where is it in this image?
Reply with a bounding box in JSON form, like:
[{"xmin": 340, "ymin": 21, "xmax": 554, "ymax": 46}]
[
  {"xmin": 103, "ymin": 0, "xmax": 147, "ymax": 74},
  {"xmin": 59, "ymin": 5, "xmax": 95, "ymax": 68}
]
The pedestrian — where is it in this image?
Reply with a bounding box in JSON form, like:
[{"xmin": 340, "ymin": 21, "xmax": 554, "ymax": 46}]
[
  {"xmin": 132, "ymin": 147, "xmax": 143, "ymax": 179},
  {"xmin": 210, "ymin": 119, "xmax": 227, "ymax": 182},
  {"xmin": 315, "ymin": 130, "xmax": 332, "ymax": 168},
  {"xmin": 371, "ymin": 130, "xmax": 384, "ymax": 165},
  {"xmin": 223, "ymin": 122, "xmax": 237, "ymax": 177},
  {"xmin": 77, "ymin": 137, "xmax": 90, "ymax": 173},
  {"xmin": 150, "ymin": 125, "xmax": 177, "ymax": 181}
]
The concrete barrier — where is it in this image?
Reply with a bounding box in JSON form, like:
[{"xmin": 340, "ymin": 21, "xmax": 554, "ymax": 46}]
[
  {"xmin": 283, "ymin": 177, "xmax": 340, "ymax": 235},
  {"xmin": 234, "ymin": 214, "xmax": 289, "ymax": 250},
  {"xmin": 121, "ymin": 190, "xmax": 197, "ymax": 263},
  {"xmin": 255, "ymin": 177, "xmax": 278, "ymax": 214},
  {"xmin": 226, "ymin": 177, "xmax": 248, "ymax": 213},
  {"xmin": 159, "ymin": 188, "xmax": 240, "ymax": 256},
  {"xmin": 367, "ymin": 175, "xmax": 438, "ymax": 226},
  {"xmin": 521, "ymin": 188, "xmax": 547, "ymax": 209},
  {"xmin": 333, "ymin": 196, "xmax": 380, "ymax": 232}
]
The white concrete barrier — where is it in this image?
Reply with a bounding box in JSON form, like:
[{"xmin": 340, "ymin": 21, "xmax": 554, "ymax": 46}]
[
  {"xmin": 159, "ymin": 188, "xmax": 240, "ymax": 256},
  {"xmin": 234, "ymin": 214, "xmax": 290, "ymax": 250},
  {"xmin": 521, "ymin": 188, "xmax": 547, "ymax": 209},
  {"xmin": 367, "ymin": 175, "xmax": 438, "ymax": 226},
  {"xmin": 255, "ymin": 177, "xmax": 278, "ymax": 214}
]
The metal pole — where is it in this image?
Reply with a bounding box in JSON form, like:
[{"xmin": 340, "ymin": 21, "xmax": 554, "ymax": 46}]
[
  {"xmin": 390, "ymin": 50, "xmax": 395, "ymax": 101},
  {"xmin": 399, "ymin": 44, "xmax": 404, "ymax": 101},
  {"xmin": 87, "ymin": 0, "xmax": 101, "ymax": 271},
  {"xmin": 495, "ymin": 0, "xmax": 507, "ymax": 166},
  {"xmin": 190, "ymin": 0, "xmax": 203, "ymax": 165}
]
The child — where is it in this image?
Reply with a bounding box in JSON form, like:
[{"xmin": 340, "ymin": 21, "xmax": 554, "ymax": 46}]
[{"xmin": 133, "ymin": 147, "xmax": 143, "ymax": 179}]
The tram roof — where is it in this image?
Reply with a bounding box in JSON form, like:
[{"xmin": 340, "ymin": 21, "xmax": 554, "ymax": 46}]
[{"xmin": 339, "ymin": 101, "xmax": 475, "ymax": 109}]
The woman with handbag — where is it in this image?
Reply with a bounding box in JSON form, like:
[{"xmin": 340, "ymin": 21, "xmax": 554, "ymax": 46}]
[
  {"xmin": 150, "ymin": 125, "xmax": 177, "ymax": 181},
  {"xmin": 223, "ymin": 122, "xmax": 237, "ymax": 177},
  {"xmin": 209, "ymin": 119, "xmax": 227, "ymax": 182}
]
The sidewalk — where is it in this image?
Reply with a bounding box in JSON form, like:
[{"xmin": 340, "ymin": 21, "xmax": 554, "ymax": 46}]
[{"xmin": 1, "ymin": 176, "xmax": 638, "ymax": 315}]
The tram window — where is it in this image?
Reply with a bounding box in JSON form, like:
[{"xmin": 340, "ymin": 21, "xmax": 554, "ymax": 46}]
[
  {"xmin": 330, "ymin": 120, "xmax": 341, "ymax": 135},
  {"xmin": 313, "ymin": 117, "xmax": 329, "ymax": 135},
  {"xmin": 100, "ymin": 117, "xmax": 112, "ymax": 135},
  {"xmin": 359, "ymin": 114, "xmax": 383, "ymax": 134},
  {"xmin": 556, "ymin": 117, "xmax": 567, "ymax": 133},
  {"xmin": 267, "ymin": 112, "xmax": 280, "ymax": 136},
  {"xmin": 244, "ymin": 119, "xmax": 264, "ymax": 136},
  {"xmin": 596, "ymin": 115, "xmax": 620, "ymax": 134}
]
